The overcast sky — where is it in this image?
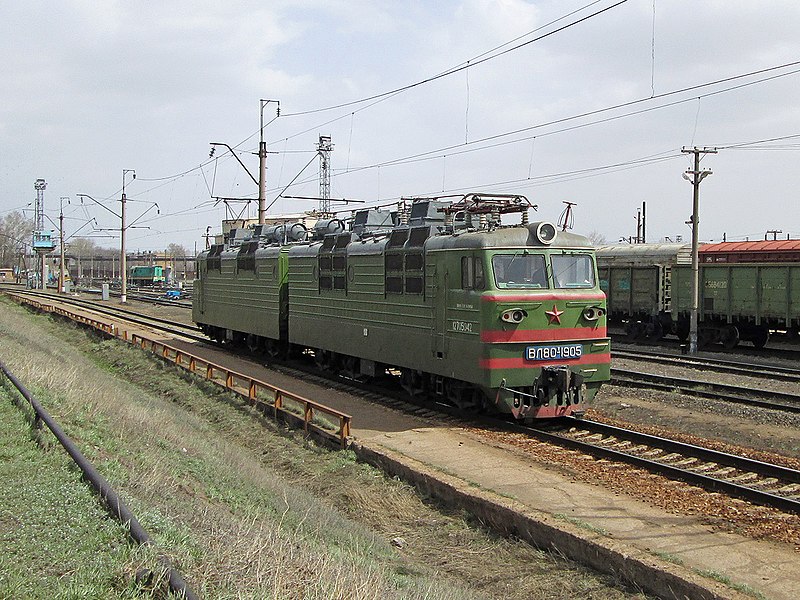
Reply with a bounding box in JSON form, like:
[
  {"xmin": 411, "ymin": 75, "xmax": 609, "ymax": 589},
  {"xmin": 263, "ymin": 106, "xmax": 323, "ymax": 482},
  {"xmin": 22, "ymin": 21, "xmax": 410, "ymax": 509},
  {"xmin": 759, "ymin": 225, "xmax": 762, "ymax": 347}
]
[{"xmin": 2, "ymin": 0, "xmax": 799, "ymax": 253}]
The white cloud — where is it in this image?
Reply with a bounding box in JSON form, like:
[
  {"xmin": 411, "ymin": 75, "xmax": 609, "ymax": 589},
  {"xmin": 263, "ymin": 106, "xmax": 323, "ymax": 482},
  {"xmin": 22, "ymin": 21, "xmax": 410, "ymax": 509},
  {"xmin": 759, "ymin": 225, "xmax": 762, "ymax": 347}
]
[{"xmin": 2, "ymin": 1, "xmax": 800, "ymax": 247}]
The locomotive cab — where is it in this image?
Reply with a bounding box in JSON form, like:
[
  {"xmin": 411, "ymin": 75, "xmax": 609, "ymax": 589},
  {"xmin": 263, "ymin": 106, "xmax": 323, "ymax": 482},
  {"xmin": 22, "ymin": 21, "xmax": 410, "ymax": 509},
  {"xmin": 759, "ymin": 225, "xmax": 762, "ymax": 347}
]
[
  {"xmin": 476, "ymin": 235, "xmax": 610, "ymax": 419},
  {"xmin": 427, "ymin": 204, "xmax": 610, "ymax": 419}
]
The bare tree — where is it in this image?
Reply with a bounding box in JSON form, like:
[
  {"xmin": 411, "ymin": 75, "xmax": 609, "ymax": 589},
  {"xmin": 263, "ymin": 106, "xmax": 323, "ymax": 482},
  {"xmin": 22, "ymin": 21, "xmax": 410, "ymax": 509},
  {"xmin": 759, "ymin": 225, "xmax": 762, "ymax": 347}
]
[
  {"xmin": 586, "ymin": 230, "xmax": 608, "ymax": 247},
  {"xmin": 0, "ymin": 211, "xmax": 33, "ymax": 269},
  {"xmin": 166, "ymin": 243, "xmax": 188, "ymax": 282}
]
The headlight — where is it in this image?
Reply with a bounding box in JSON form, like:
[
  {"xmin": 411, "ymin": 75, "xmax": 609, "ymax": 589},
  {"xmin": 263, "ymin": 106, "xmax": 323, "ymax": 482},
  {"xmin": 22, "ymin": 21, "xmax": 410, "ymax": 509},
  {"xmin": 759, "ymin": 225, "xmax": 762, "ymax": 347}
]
[
  {"xmin": 501, "ymin": 308, "xmax": 528, "ymax": 323},
  {"xmin": 582, "ymin": 306, "xmax": 605, "ymax": 321},
  {"xmin": 534, "ymin": 221, "xmax": 557, "ymax": 245}
]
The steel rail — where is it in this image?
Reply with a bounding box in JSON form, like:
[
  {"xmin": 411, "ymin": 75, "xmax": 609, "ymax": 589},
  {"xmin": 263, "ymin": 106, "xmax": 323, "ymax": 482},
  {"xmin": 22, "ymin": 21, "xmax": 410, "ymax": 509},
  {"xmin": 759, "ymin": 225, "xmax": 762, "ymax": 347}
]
[
  {"xmin": 10, "ymin": 289, "xmax": 204, "ymax": 342},
  {"xmin": 72, "ymin": 284, "xmax": 193, "ymax": 308},
  {"xmin": 7, "ymin": 292, "xmax": 352, "ymax": 448},
  {"xmin": 611, "ymin": 368, "xmax": 800, "ymax": 414},
  {"xmin": 0, "ymin": 359, "xmax": 199, "ymax": 600},
  {"xmin": 609, "ymin": 332, "xmax": 800, "ymax": 365},
  {"xmin": 613, "ymin": 348, "xmax": 800, "ymax": 383},
  {"xmin": 571, "ymin": 418, "xmax": 800, "ymax": 483},
  {"xmin": 502, "ymin": 418, "xmax": 800, "ymax": 515}
]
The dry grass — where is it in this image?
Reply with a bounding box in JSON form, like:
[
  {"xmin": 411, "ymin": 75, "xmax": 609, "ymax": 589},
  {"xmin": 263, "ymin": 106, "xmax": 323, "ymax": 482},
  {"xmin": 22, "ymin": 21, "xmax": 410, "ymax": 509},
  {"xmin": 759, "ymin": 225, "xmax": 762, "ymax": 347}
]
[{"xmin": 0, "ymin": 297, "xmax": 647, "ymax": 599}]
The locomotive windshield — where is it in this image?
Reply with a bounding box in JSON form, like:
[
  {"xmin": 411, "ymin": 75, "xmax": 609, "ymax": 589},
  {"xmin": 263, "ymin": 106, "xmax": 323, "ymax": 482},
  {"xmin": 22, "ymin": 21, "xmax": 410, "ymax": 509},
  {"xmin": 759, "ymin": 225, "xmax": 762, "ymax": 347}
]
[
  {"xmin": 492, "ymin": 253, "xmax": 548, "ymax": 288},
  {"xmin": 551, "ymin": 253, "xmax": 596, "ymax": 289}
]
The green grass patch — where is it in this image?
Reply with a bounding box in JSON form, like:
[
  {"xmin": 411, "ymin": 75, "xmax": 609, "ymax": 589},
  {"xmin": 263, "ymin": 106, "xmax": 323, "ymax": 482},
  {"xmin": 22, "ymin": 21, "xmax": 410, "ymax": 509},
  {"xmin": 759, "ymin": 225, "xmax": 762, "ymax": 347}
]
[
  {"xmin": 553, "ymin": 513, "xmax": 610, "ymax": 536},
  {"xmin": 0, "ymin": 386, "xmax": 150, "ymax": 599},
  {"xmin": 693, "ymin": 568, "xmax": 767, "ymax": 600}
]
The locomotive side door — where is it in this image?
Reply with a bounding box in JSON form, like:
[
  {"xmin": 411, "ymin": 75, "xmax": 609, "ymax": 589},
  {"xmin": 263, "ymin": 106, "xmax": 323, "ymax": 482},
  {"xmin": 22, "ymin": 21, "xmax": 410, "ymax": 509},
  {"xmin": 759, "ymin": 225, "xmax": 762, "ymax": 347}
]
[{"xmin": 432, "ymin": 253, "xmax": 448, "ymax": 360}]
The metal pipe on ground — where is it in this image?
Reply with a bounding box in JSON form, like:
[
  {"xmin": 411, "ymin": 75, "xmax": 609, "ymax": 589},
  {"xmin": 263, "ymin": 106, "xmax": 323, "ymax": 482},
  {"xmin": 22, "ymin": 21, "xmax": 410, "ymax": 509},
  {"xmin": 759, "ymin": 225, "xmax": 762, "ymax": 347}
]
[{"xmin": 0, "ymin": 359, "xmax": 199, "ymax": 600}]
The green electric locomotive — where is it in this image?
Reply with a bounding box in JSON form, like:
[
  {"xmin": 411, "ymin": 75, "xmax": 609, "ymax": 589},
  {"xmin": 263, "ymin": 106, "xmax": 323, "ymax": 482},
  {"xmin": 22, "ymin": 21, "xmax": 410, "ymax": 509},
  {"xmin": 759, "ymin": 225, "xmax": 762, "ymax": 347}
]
[{"xmin": 193, "ymin": 194, "xmax": 610, "ymax": 419}]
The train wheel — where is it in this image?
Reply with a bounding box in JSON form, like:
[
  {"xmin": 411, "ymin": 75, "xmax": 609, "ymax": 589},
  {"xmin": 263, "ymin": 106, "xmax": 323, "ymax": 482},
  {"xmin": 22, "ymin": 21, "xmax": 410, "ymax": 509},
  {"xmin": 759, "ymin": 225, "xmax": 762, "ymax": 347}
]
[
  {"xmin": 752, "ymin": 326, "xmax": 770, "ymax": 349},
  {"xmin": 625, "ymin": 321, "xmax": 643, "ymax": 342},
  {"xmin": 720, "ymin": 325, "xmax": 740, "ymax": 350},
  {"xmin": 697, "ymin": 329, "xmax": 714, "ymax": 350},
  {"xmin": 314, "ymin": 348, "xmax": 330, "ymax": 370},
  {"xmin": 400, "ymin": 368, "xmax": 424, "ymax": 397},
  {"xmin": 246, "ymin": 333, "xmax": 261, "ymax": 354},
  {"xmin": 445, "ymin": 379, "xmax": 480, "ymax": 412},
  {"xmin": 265, "ymin": 339, "xmax": 281, "ymax": 359},
  {"xmin": 646, "ymin": 320, "xmax": 664, "ymax": 342},
  {"xmin": 341, "ymin": 355, "xmax": 360, "ymax": 380},
  {"xmin": 676, "ymin": 319, "xmax": 689, "ymax": 343}
]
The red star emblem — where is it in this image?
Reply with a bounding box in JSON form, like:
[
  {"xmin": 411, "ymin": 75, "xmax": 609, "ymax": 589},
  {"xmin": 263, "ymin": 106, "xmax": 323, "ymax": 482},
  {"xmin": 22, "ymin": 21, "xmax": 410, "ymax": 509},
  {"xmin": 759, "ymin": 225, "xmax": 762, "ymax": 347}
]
[{"xmin": 545, "ymin": 305, "xmax": 563, "ymax": 324}]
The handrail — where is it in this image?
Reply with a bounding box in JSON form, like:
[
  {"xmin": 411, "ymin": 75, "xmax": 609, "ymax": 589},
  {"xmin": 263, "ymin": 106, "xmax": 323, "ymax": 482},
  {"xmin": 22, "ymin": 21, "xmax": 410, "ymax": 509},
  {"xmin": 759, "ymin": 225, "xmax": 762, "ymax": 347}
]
[{"xmin": 7, "ymin": 293, "xmax": 352, "ymax": 448}]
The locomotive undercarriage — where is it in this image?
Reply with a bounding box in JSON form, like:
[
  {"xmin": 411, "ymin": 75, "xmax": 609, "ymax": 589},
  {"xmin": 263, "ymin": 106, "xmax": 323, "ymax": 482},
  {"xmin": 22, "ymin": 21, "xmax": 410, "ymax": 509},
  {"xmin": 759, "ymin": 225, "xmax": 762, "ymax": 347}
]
[
  {"xmin": 198, "ymin": 323, "xmax": 505, "ymax": 414},
  {"xmin": 675, "ymin": 318, "xmax": 771, "ymax": 350},
  {"xmin": 497, "ymin": 366, "xmax": 588, "ymax": 420},
  {"xmin": 312, "ymin": 349, "xmax": 493, "ymax": 413},
  {"xmin": 399, "ymin": 368, "xmax": 486, "ymax": 412},
  {"xmin": 623, "ymin": 311, "xmax": 674, "ymax": 343},
  {"xmin": 197, "ymin": 324, "xmax": 596, "ymax": 419}
]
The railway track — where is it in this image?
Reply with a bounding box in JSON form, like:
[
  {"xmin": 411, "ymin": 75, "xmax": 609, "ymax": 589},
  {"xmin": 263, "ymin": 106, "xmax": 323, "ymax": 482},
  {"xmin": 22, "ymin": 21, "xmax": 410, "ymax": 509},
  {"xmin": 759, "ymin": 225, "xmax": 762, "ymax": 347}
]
[
  {"xmin": 11, "ymin": 290, "xmax": 800, "ymax": 516},
  {"xmin": 613, "ymin": 347, "xmax": 800, "ymax": 384},
  {"xmin": 513, "ymin": 418, "xmax": 800, "ymax": 515},
  {"xmin": 8, "ymin": 290, "xmax": 204, "ymax": 343},
  {"xmin": 610, "ymin": 368, "xmax": 800, "ymax": 414},
  {"xmin": 79, "ymin": 285, "xmax": 193, "ymax": 308},
  {"xmin": 609, "ymin": 330, "xmax": 800, "ymax": 364}
]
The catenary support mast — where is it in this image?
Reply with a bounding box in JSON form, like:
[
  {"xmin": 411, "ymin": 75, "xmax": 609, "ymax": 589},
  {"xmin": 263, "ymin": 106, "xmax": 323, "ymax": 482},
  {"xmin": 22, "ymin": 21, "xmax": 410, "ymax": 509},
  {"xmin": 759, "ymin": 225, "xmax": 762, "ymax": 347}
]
[{"xmin": 681, "ymin": 146, "xmax": 717, "ymax": 354}]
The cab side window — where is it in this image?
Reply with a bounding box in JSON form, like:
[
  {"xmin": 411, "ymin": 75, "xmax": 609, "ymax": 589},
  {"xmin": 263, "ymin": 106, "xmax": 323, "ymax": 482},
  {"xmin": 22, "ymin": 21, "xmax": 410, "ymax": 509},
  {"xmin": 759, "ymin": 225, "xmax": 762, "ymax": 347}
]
[{"xmin": 461, "ymin": 256, "xmax": 485, "ymax": 290}]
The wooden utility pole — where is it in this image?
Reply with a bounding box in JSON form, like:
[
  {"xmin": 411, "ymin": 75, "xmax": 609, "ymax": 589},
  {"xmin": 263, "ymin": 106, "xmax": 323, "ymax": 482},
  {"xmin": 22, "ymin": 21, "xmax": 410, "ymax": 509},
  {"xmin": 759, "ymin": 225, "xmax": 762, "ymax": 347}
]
[{"xmin": 681, "ymin": 146, "xmax": 717, "ymax": 354}]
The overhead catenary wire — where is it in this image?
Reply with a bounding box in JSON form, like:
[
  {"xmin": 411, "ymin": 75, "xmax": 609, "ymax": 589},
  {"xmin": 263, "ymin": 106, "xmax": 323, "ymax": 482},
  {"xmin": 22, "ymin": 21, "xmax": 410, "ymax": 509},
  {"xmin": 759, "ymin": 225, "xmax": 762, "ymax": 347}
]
[
  {"xmin": 333, "ymin": 61, "xmax": 800, "ymax": 176},
  {"xmin": 172, "ymin": 0, "xmax": 614, "ymax": 158},
  {"xmin": 270, "ymin": 62, "xmax": 800, "ymax": 199},
  {"xmin": 125, "ymin": 57, "xmax": 800, "ymax": 206},
  {"xmin": 281, "ymin": 0, "xmax": 628, "ymax": 117}
]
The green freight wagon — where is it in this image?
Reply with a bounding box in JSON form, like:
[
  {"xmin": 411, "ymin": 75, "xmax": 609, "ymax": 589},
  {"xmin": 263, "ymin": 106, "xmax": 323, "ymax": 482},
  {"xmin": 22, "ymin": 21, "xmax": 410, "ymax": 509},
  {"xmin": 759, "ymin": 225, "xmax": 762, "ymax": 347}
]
[
  {"xmin": 596, "ymin": 243, "xmax": 691, "ymax": 340},
  {"xmin": 672, "ymin": 262, "xmax": 800, "ymax": 348}
]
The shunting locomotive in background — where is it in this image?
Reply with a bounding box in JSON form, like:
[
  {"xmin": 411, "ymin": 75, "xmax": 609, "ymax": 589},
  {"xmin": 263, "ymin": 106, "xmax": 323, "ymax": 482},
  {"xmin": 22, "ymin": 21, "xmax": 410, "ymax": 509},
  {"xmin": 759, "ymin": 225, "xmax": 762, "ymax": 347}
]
[{"xmin": 193, "ymin": 193, "xmax": 610, "ymax": 419}]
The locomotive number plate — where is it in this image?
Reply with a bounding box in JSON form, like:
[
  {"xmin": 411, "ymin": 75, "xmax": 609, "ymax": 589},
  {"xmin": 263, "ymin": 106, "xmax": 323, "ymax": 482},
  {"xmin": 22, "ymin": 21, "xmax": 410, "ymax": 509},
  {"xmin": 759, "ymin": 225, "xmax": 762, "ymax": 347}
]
[{"xmin": 525, "ymin": 344, "xmax": 583, "ymax": 361}]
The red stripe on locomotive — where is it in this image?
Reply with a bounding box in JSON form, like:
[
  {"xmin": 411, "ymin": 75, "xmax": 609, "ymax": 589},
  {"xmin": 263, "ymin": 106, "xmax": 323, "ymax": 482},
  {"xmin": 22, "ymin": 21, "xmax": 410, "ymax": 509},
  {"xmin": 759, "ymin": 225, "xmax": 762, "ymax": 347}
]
[{"xmin": 479, "ymin": 353, "xmax": 611, "ymax": 370}]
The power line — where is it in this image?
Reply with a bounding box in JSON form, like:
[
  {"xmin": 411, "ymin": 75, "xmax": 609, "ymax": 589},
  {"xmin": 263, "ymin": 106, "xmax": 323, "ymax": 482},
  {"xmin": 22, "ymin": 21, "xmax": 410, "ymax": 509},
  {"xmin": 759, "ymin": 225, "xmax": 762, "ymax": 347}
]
[
  {"xmin": 281, "ymin": 1, "xmax": 628, "ymax": 117},
  {"xmin": 271, "ymin": 148, "xmax": 683, "ymax": 206},
  {"xmin": 714, "ymin": 132, "xmax": 800, "ymax": 150},
  {"xmin": 123, "ymin": 56, "xmax": 800, "ymax": 202},
  {"xmin": 98, "ymin": 59, "xmax": 800, "ymax": 221},
  {"xmin": 307, "ymin": 62, "xmax": 800, "ymax": 180},
  {"xmin": 190, "ymin": 2, "xmax": 617, "ymax": 155}
]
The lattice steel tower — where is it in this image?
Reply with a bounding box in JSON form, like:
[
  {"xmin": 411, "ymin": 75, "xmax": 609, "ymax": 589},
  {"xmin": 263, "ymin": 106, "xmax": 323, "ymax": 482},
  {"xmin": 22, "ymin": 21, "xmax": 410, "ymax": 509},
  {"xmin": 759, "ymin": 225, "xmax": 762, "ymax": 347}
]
[
  {"xmin": 34, "ymin": 178, "xmax": 46, "ymax": 231},
  {"xmin": 32, "ymin": 178, "xmax": 54, "ymax": 288},
  {"xmin": 317, "ymin": 135, "xmax": 333, "ymax": 214}
]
